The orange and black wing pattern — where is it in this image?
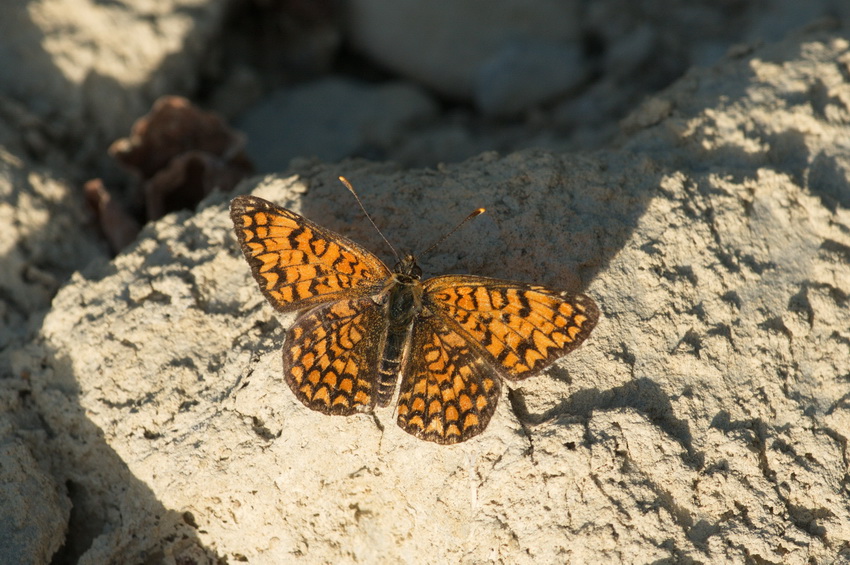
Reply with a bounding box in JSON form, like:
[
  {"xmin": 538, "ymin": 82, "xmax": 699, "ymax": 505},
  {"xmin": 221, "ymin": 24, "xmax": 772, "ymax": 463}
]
[
  {"xmin": 283, "ymin": 297, "xmax": 388, "ymax": 414},
  {"xmin": 423, "ymin": 276, "xmax": 598, "ymax": 381},
  {"xmin": 230, "ymin": 195, "xmax": 391, "ymax": 312},
  {"xmin": 396, "ymin": 313, "xmax": 501, "ymax": 443},
  {"xmin": 396, "ymin": 276, "xmax": 597, "ymax": 444}
]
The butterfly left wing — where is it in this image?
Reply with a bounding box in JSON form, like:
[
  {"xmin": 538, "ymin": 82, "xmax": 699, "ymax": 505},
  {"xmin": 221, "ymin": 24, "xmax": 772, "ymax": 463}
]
[
  {"xmin": 284, "ymin": 296, "xmax": 388, "ymax": 415},
  {"xmin": 423, "ymin": 275, "xmax": 599, "ymax": 381},
  {"xmin": 396, "ymin": 313, "xmax": 501, "ymax": 444},
  {"xmin": 230, "ymin": 195, "xmax": 391, "ymax": 313}
]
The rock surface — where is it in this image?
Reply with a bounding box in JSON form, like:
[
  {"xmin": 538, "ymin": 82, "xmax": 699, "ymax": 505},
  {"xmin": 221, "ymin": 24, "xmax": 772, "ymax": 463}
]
[
  {"xmin": 474, "ymin": 39, "xmax": 589, "ymax": 117},
  {"xmin": 0, "ymin": 0, "xmax": 230, "ymax": 146},
  {"xmin": 9, "ymin": 29, "xmax": 850, "ymax": 564},
  {"xmin": 0, "ymin": 413, "xmax": 69, "ymax": 565},
  {"xmin": 0, "ymin": 123, "xmax": 107, "ymax": 367},
  {"xmin": 345, "ymin": 0, "xmax": 850, "ymax": 122}
]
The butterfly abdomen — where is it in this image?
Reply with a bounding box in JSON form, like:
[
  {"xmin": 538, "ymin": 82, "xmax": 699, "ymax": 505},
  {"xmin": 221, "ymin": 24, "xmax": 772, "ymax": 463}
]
[
  {"xmin": 377, "ymin": 273, "xmax": 423, "ymax": 406},
  {"xmin": 377, "ymin": 328, "xmax": 407, "ymax": 406}
]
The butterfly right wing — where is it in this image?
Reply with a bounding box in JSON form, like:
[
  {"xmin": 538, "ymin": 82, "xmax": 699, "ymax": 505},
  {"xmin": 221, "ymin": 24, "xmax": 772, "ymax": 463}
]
[
  {"xmin": 395, "ymin": 276, "xmax": 597, "ymax": 443},
  {"xmin": 423, "ymin": 275, "xmax": 599, "ymax": 381},
  {"xmin": 230, "ymin": 195, "xmax": 392, "ymax": 312}
]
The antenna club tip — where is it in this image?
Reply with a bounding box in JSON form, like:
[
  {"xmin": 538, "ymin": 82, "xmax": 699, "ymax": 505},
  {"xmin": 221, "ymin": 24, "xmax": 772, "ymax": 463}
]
[
  {"xmin": 338, "ymin": 176, "xmax": 355, "ymax": 191},
  {"xmin": 475, "ymin": 207, "xmax": 486, "ymax": 216}
]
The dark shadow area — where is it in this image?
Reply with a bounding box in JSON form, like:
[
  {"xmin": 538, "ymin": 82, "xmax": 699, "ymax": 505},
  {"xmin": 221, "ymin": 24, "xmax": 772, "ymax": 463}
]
[
  {"xmin": 765, "ymin": 128, "xmax": 810, "ymax": 188},
  {"xmin": 808, "ymin": 150, "xmax": 850, "ymax": 212}
]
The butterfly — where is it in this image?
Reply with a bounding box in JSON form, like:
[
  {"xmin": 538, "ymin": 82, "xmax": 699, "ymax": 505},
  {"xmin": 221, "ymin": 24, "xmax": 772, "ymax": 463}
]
[{"xmin": 230, "ymin": 177, "xmax": 598, "ymax": 444}]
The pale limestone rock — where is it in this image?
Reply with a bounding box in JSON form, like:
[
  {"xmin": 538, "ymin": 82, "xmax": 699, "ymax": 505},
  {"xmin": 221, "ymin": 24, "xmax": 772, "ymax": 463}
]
[{"xmin": 21, "ymin": 29, "xmax": 850, "ymax": 563}]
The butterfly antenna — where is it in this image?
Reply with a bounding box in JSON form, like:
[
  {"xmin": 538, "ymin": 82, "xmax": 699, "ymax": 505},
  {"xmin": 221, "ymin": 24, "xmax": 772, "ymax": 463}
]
[
  {"xmin": 339, "ymin": 176, "xmax": 401, "ymax": 263},
  {"xmin": 421, "ymin": 207, "xmax": 486, "ymax": 258}
]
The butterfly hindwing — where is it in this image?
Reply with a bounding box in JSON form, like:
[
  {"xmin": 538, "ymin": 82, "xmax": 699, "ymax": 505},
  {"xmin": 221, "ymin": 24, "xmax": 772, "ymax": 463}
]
[
  {"xmin": 283, "ymin": 296, "xmax": 389, "ymax": 415},
  {"xmin": 396, "ymin": 313, "xmax": 501, "ymax": 444}
]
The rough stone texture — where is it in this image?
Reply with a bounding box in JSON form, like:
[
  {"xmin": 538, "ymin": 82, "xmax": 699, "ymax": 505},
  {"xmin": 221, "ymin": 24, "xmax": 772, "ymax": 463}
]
[
  {"xmin": 0, "ymin": 0, "xmax": 229, "ymax": 147},
  {"xmin": 12, "ymin": 29, "xmax": 850, "ymax": 563},
  {"xmin": 0, "ymin": 111, "xmax": 107, "ymax": 366},
  {"xmin": 345, "ymin": 0, "xmax": 850, "ymax": 108},
  {"xmin": 0, "ymin": 414, "xmax": 69, "ymax": 564},
  {"xmin": 0, "ymin": 97, "xmax": 108, "ymax": 565}
]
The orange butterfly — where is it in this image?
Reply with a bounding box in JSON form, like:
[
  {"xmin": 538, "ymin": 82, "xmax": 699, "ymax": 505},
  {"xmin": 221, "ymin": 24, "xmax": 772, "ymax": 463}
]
[{"xmin": 230, "ymin": 178, "xmax": 598, "ymax": 444}]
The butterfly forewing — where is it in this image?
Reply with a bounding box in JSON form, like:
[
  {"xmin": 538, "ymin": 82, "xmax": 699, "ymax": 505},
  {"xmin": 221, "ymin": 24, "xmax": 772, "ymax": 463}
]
[
  {"xmin": 423, "ymin": 276, "xmax": 599, "ymax": 381},
  {"xmin": 284, "ymin": 297, "xmax": 388, "ymax": 414},
  {"xmin": 230, "ymin": 195, "xmax": 391, "ymax": 312}
]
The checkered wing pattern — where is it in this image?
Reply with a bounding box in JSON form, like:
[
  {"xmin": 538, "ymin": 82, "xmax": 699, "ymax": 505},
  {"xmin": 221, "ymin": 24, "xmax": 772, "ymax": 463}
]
[
  {"xmin": 230, "ymin": 195, "xmax": 390, "ymax": 312},
  {"xmin": 283, "ymin": 297, "xmax": 387, "ymax": 414},
  {"xmin": 231, "ymin": 192, "xmax": 600, "ymax": 445},
  {"xmin": 424, "ymin": 276, "xmax": 599, "ymax": 381},
  {"xmin": 396, "ymin": 313, "xmax": 501, "ymax": 444}
]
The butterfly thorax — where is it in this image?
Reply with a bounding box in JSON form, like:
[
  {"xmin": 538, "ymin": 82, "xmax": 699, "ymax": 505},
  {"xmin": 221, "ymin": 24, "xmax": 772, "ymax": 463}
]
[{"xmin": 387, "ymin": 253, "xmax": 423, "ymax": 324}]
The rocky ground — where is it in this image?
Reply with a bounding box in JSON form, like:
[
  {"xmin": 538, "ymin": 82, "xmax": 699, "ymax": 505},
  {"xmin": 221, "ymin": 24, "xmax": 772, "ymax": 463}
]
[{"xmin": 1, "ymin": 1, "xmax": 849, "ymax": 564}]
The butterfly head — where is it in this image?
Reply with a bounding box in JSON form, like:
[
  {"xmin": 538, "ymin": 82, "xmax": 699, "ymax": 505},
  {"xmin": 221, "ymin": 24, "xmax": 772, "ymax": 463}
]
[{"xmin": 393, "ymin": 253, "xmax": 422, "ymax": 281}]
